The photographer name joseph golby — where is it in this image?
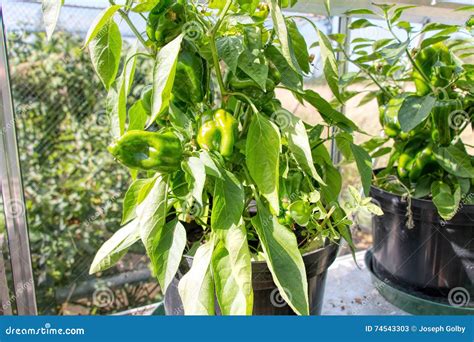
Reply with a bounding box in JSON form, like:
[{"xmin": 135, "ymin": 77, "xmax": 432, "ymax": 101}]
[{"xmin": 419, "ymin": 325, "xmax": 466, "ymax": 334}]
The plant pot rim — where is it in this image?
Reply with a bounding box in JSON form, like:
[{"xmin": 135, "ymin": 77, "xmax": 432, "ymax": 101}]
[
  {"xmin": 371, "ymin": 168, "xmax": 474, "ymax": 210},
  {"xmin": 183, "ymin": 240, "xmax": 339, "ymax": 264},
  {"xmin": 370, "ymin": 183, "xmax": 474, "ymax": 210}
]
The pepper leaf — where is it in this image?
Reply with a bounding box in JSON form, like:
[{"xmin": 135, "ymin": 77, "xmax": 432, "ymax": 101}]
[
  {"xmin": 89, "ymin": 19, "xmax": 122, "ymax": 91},
  {"xmin": 431, "ymin": 180, "xmax": 461, "ymax": 220},
  {"xmin": 246, "ymin": 113, "xmax": 281, "ymax": 214},
  {"xmin": 152, "ymin": 219, "xmax": 187, "ymax": 295},
  {"xmin": 89, "ymin": 220, "xmax": 141, "ymax": 274},
  {"xmin": 122, "ymin": 177, "xmax": 157, "ymax": 225},
  {"xmin": 149, "ymin": 34, "xmax": 184, "ymax": 127},
  {"xmin": 267, "ymin": 0, "xmax": 301, "ymax": 74},
  {"xmin": 136, "ymin": 176, "xmax": 169, "ymax": 257},
  {"xmin": 212, "ymin": 223, "xmax": 253, "ymax": 315},
  {"xmin": 251, "ymin": 200, "xmax": 309, "ymax": 315},
  {"xmin": 317, "ymin": 29, "xmax": 342, "ymax": 103},
  {"xmin": 211, "ymin": 170, "xmax": 245, "ymax": 240},
  {"xmin": 398, "ymin": 95, "xmax": 436, "ymax": 132},
  {"xmin": 433, "ymin": 145, "xmax": 474, "ymax": 178},
  {"xmin": 41, "ymin": 0, "xmax": 64, "ymax": 41},
  {"xmin": 84, "ymin": 5, "xmax": 122, "ymax": 47},
  {"xmin": 216, "ymin": 36, "xmax": 245, "ymax": 74},
  {"xmin": 178, "ymin": 240, "xmax": 215, "ymax": 315}
]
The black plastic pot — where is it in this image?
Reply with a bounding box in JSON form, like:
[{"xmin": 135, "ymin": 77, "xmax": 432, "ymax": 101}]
[
  {"xmin": 164, "ymin": 242, "xmax": 339, "ymax": 315},
  {"xmin": 370, "ymin": 185, "xmax": 474, "ymax": 302}
]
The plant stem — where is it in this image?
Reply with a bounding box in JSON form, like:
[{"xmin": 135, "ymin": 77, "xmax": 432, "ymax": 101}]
[
  {"xmin": 118, "ymin": 10, "xmax": 149, "ymax": 49},
  {"xmin": 208, "ymin": 0, "xmax": 233, "ymax": 97}
]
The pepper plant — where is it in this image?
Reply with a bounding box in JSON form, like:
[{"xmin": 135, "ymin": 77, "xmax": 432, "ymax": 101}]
[
  {"xmin": 41, "ymin": 0, "xmax": 380, "ymax": 315},
  {"xmin": 327, "ymin": 4, "xmax": 474, "ymax": 221}
]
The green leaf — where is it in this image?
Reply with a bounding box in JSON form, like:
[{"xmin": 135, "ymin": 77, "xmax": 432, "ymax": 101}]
[
  {"xmin": 238, "ymin": 0, "xmax": 259, "ymax": 13},
  {"xmin": 349, "ymin": 19, "xmax": 377, "ymax": 29},
  {"xmin": 149, "ymin": 34, "xmax": 184, "ymax": 127},
  {"xmin": 350, "ymin": 143, "xmax": 372, "ymax": 197},
  {"xmin": 246, "ymin": 113, "xmax": 281, "ymax": 214},
  {"xmin": 84, "ymin": 5, "xmax": 122, "ymax": 47},
  {"xmin": 122, "ymin": 177, "xmax": 156, "ymax": 225},
  {"xmin": 112, "ymin": 44, "xmax": 138, "ymax": 136},
  {"xmin": 287, "ymin": 19, "xmax": 310, "ymax": 74},
  {"xmin": 136, "ymin": 177, "xmax": 169, "ymax": 256},
  {"xmin": 128, "ymin": 101, "xmax": 148, "ymax": 131},
  {"xmin": 268, "ymin": 0, "xmax": 301, "ymax": 73},
  {"xmin": 238, "ymin": 51, "xmax": 269, "ymax": 91},
  {"xmin": 431, "ymin": 181, "xmax": 461, "ymax": 220},
  {"xmin": 433, "ymin": 146, "xmax": 474, "ymax": 178},
  {"xmin": 455, "ymin": 5, "xmax": 474, "ymax": 11},
  {"xmin": 89, "ymin": 220, "xmax": 140, "ymax": 274},
  {"xmin": 152, "ymin": 219, "xmax": 186, "ymax": 294},
  {"xmin": 89, "ymin": 19, "xmax": 122, "ymax": 91},
  {"xmin": 211, "ymin": 171, "xmax": 245, "ymax": 240},
  {"xmin": 132, "ymin": 0, "xmax": 160, "ymax": 12},
  {"xmin": 251, "ymin": 200, "xmax": 309, "ymax": 315},
  {"xmin": 41, "ymin": 0, "xmax": 64, "ymax": 40},
  {"xmin": 301, "ymin": 90, "xmax": 359, "ymax": 133},
  {"xmin": 345, "ymin": 8, "xmax": 376, "ymax": 15},
  {"xmin": 184, "ymin": 157, "xmax": 206, "ymax": 207},
  {"xmin": 178, "ymin": 240, "xmax": 215, "ymax": 315},
  {"xmin": 317, "ymin": 29, "xmax": 342, "ymax": 104},
  {"xmin": 282, "ymin": 111, "xmax": 325, "ymax": 185},
  {"xmin": 398, "ymin": 95, "xmax": 436, "ymax": 132},
  {"xmin": 264, "ymin": 45, "xmax": 302, "ymax": 89},
  {"xmin": 199, "ymin": 151, "xmax": 222, "ymax": 178},
  {"xmin": 216, "ymin": 36, "xmax": 245, "ymax": 73},
  {"xmin": 106, "ymin": 79, "xmax": 126, "ymax": 138},
  {"xmin": 421, "ymin": 22, "xmax": 458, "ymax": 33},
  {"xmin": 420, "ymin": 35, "xmax": 451, "ymax": 49},
  {"xmin": 212, "ymin": 223, "xmax": 253, "ymax": 315}
]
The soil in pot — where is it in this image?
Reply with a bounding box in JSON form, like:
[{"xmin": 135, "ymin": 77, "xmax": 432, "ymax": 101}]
[{"xmin": 370, "ymin": 185, "xmax": 474, "ymax": 304}]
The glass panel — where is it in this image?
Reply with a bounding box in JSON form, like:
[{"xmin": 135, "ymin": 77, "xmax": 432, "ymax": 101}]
[
  {"xmin": 0, "ymin": 192, "xmax": 15, "ymax": 315},
  {"xmin": 4, "ymin": 0, "xmax": 159, "ymax": 315}
]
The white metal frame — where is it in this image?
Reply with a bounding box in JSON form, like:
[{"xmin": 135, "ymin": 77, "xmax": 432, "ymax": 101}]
[{"xmin": 0, "ymin": 2, "xmax": 37, "ymax": 315}]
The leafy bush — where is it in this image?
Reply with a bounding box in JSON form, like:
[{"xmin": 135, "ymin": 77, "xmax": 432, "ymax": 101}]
[{"xmin": 9, "ymin": 31, "xmax": 135, "ymax": 313}]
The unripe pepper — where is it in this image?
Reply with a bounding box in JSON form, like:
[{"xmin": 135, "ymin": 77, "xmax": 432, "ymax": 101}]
[
  {"xmin": 197, "ymin": 109, "xmax": 237, "ymax": 157},
  {"xmin": 397, "ymin": 140, "xmax": 422, "ymax": 179},
  {"xmin": 408, "ymin": 145, "xmax": 436, "ymax": 182},
  {"xmin": 108, "ymin": 130, "xmax": 183, "ymax": 172},
  {"xmin": 173, "ymin": 42, "xmax": 207, "ymax": 104},
  {"xmin": 146, "ymin": 0, "xmax": 186, "ymax": 48},
  {"xmin": 382, "ymin": 97, "xmax": 404, "ymax": 138},
  {"xmin": 431, "ymin": 99, "xmax": 462, "ymax": 147},
  {"xmin": 413, "ymin": 43, "xmax": 457, "ymax": 96}
]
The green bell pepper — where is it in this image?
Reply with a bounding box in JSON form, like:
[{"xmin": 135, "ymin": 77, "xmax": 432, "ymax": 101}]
[
  {"xmin": 197, "ymin": 109, "xmax": 237, "ymax": 157},
  {"xmin": 431, "ymin": 99, "xmax": 462, "ymax": 147},
  {"xmin": 146, "ymin": 0, "xmax": 186, "ymax": 48},
  {"xmin": 108, "ymin": 130, "xmax": 183, "ymax": 172},
  {"xmin": 413, "ymin": 43, "xmax": 458, "ymax": 96},
  {"xmin": 173, "ymin": 42, "xmax": 207, "ymax": 104}
]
